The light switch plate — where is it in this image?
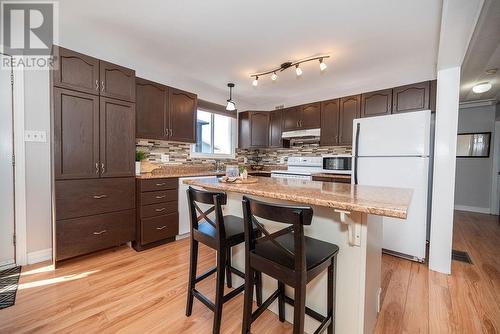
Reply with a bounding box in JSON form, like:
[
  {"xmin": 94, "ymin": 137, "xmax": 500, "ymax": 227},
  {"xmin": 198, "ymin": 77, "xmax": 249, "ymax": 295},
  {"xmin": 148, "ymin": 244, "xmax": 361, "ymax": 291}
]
[
  {"xmin": 160, "ymin": 154, "xmax": 170, "ymax": 163},
  {"xmin": 24, "ymin": 130, "xmax": 47, "ymax": 142}
]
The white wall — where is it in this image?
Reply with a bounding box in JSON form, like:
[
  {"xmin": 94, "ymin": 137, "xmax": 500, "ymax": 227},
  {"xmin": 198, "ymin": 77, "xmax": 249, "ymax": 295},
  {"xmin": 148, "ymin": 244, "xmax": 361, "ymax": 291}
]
[
  {"xmin": 454, "ymin": 104, "xmax": 496, "ymax": 213},
  {"xmin": 23, "ymin": 70, "xmax": 52, "ymax": 255}
]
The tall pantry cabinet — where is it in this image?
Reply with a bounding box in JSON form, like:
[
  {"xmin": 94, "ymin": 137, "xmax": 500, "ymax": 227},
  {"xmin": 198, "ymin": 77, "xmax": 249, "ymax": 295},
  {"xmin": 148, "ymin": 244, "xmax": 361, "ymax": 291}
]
[{"xmin": 52, "ymin": 46, "xmax": 136, "ymax": 264}]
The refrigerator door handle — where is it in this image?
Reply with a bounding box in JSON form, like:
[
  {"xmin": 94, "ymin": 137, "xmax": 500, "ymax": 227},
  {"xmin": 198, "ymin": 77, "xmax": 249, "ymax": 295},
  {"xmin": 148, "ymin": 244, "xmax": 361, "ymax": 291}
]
[{"xmin": 354, "ymin": 123, "xmax": 360, "ymax": 185}]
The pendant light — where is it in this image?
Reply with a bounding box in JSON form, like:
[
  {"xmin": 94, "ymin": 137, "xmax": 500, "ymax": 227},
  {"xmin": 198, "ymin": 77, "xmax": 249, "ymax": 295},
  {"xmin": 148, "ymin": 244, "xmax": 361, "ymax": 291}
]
[{"xmin": 226, "ymin": 83, "xmax": 236, "ymax": 111}]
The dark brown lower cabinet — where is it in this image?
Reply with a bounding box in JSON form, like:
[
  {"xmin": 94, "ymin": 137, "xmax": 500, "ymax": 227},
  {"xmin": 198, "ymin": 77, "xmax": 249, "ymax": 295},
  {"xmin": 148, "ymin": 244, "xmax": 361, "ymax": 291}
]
[{"xmin": 134, "ymin": 178, "xmax": 179, "ymax": 251}]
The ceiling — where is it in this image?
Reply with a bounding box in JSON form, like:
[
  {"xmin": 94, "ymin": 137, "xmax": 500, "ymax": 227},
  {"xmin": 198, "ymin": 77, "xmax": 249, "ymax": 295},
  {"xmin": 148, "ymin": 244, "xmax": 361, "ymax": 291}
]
[
  {"xmin": 58, "ymin": 0, "xmax": 443, "ymax": 110},
  {"xmin": 460, "ymin": 0, "xmax": 500, "ymax": 102}
]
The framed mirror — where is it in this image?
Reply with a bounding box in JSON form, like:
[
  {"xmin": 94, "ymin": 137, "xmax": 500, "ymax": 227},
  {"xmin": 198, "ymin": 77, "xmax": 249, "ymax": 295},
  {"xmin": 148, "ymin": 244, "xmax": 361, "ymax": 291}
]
[{"xmin": 456, "ymin": 132, "xmax": 491, "ymax": 158}]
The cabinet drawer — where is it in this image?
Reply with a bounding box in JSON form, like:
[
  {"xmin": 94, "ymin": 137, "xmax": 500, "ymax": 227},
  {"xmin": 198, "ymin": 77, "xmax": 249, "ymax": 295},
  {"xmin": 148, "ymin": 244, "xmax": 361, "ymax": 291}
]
[
  {"xmin": 141, "ymin": 213, "xmax": 179, "ymax": 245},
  {"xmin": 139, "ymin": 178, "xmax": 178, "ymax": 192},
  {"xmin": 56, "ymin": 209, "xmax": 135, "ymax": 261},
  {"xmin": 56, "ymin": 178, "xmax": 135, "ymax": 220},
  {"xmin": 140, "ymin": 189, "xmax": 177, "ymax": 205},
  {"xmin": 141, "ymin": 202, "xmax": 177, "ymax": 218}
]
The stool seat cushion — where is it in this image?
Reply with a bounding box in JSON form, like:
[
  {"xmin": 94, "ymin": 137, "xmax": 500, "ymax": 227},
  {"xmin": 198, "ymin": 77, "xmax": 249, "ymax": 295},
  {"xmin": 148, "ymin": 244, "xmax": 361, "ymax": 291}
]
[
  {"xmin": 254, "ymin": 233, "xmax": 339, "ymax": 270},
  {"xmin": 197, "ymin": 215, "xmax": 249, "ymax": 240}
]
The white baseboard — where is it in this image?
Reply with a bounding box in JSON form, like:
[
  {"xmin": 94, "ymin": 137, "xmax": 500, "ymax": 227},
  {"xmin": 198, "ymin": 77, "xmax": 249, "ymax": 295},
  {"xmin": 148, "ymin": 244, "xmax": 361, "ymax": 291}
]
[
  {"xmin": 27, "ymin": 248, "xmax": 52, "ymax": 265},
  {"xmin": 454, "ymin": 205, "xmax": 491, "ymax": 214}
]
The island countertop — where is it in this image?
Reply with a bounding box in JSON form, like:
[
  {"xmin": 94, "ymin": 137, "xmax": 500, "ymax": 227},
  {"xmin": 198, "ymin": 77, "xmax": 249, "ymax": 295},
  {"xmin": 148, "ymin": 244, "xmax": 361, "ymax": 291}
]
[{"xmin": 183, "ymin": 176, "xmax": 412, "ymax": 219}]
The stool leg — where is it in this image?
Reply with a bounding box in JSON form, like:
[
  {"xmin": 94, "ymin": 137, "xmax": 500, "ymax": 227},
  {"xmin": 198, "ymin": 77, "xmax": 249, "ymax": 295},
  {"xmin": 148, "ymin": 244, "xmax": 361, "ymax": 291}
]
[
  {"xmin": 185, "ymin": 238, "xmax": 198, "ymax": 317},
  {"xmin": 242, "ymin": 268, "xmax": 255, "ymax": 334},
  {"xmin": 293, "ymin": 281, "xmax": 306, "ymax": 334},
  {"xmin": 328, "ymin": 256, "xmax": 337, "ymax": 334},
  {"xmin": 278, "ymin": 281, "xmax": 285, "ymax": 322},
  {"xmin": 213, "ymin": 248, "xmax": 226, "ymax": 334},
  {"xmin": 255, "ymin": 271, "xmax": 263, "ymax": 306},
  {"xmin": 225, "ymin": 247, "xmax": 232, "ymax": 288}
]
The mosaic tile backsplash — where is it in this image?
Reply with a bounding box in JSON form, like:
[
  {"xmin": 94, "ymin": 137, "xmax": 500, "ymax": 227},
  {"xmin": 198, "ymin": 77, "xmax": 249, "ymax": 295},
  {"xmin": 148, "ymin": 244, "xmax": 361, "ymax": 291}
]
[{"xmin": 137, "ymin": 139, "xmax": 351, "ymax": 167}]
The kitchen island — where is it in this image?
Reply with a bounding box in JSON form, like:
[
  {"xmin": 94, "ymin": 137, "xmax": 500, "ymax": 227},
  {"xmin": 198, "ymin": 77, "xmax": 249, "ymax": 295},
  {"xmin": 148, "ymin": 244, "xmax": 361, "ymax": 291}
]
[{"xmin": 183, "ymin": 176, "xmax": 412, "ymax": 334}]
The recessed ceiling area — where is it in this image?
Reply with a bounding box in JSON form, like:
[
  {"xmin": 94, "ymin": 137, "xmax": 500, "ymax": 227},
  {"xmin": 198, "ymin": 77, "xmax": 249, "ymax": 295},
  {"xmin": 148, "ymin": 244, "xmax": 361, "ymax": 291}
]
[
  {"xmin": 58, "ymin": 0, "xmax": 443, "ymax": 110},
  {"xmin": 460, "ymin": 0, "xmax": 500, "ymax": 102}
]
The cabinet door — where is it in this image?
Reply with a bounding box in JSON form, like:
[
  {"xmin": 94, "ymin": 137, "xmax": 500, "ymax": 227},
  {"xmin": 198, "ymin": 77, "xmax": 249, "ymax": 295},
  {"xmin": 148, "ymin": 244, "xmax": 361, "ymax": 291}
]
[
  {"xmin": 339, "ymin": 95, "xmax": 361, "ymax": 145},
  {"xmin": 250, "ymin": 112, "xmax": 269, "ymax": 147},
  {"xmin": 99, "ymin": 61, "xmax": 136, "ymax": 102},
  {"xmin": 53, "ymin": 88, "xmax": 100, "ymax": 180},
  {"xmin": 392, "ymin": 81, "xmax": 430, "ymax": 114},
  {"xmin": 169, "ymin": 88, "xmax": 197, "ymax": 143},
  {"xmin": 52, "ymin": 46, "xmax": 100, "ymax": 95},
  {"xmin": 300, "ymin": 102, "xmax": 321, "ymax": 129},
  {"xmin": 136, "ymin": 78, "xmax": 168, "ymax": 140},
  {"xmin": 320, "ymin": 99, "xmax": 340, "ymax": 146},
  {"xmin": 269, "ymin": 110, "xmax": 283, "ymax": 148},
  {"xmin": 282, "ymin": 107, "xmax": 300, "ymax": 131},
  {"xmin": 361, "ymin": 89, "xmax": 392, "ymax": 118},
  {"xmin": 100, "ymin": 97, "xmax": 135, "ymax": 177}
]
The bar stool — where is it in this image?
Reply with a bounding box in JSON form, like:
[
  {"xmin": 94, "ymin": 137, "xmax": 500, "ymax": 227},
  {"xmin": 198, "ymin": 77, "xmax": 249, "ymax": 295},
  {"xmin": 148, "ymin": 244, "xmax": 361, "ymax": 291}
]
[
  {"xmin": 185, "ymin": 186, "xmax": 262, "ymax": 334},
  {"xmin": 241, "ymin": 196, "xmax": 339, "ymax": 334}
]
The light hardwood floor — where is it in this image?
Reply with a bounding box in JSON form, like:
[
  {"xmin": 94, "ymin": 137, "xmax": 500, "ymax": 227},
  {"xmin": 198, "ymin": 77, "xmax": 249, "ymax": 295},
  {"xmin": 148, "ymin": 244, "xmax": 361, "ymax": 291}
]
[{"xmin": 1, "ymin": 210, "xmax": 498, "ymax": 333}]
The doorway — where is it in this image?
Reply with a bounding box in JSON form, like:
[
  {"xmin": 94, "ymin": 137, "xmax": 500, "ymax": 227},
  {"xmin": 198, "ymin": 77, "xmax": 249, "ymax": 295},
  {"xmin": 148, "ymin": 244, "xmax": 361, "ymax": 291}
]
[{"xmin": 0, "ymin": 53, "xmax": 16, "ymax": 269}]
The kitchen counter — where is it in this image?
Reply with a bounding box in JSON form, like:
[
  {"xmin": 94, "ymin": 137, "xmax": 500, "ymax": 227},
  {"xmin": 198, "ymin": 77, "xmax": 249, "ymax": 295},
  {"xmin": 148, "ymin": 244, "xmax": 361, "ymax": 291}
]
[
  {"xmin": 183, "ymin": 176, "xmax": 411, "ymax": 219},
  {"xmin": 311, "ymin": 172, "xmax": 352, "ymax": 179},
  {"xmin": 137, "ymin": 171, "xmax": 226, "ymax": 179}
]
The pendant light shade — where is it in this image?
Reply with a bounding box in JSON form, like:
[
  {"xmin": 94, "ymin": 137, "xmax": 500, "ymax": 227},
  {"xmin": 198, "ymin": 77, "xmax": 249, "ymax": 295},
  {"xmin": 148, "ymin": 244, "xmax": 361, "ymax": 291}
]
[{"xmin": 226, "ymin": 83, "xmax": 236, "ymax": 111}]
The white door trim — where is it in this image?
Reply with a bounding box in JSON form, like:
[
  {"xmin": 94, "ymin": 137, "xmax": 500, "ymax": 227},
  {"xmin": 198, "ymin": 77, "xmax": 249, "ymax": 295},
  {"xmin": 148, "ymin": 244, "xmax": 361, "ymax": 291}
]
[
  {"xmin": 13, "ymin": 63, "xmax": 27, "ymax": 266},
  {"xmin": 491, "ymin": 121, "xmax": 500, "ymax": 215}
]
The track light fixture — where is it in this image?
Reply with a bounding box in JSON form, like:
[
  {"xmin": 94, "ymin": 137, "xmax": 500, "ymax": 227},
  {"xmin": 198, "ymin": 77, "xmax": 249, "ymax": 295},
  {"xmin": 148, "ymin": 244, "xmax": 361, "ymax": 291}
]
[
  {"xmin": 226, "ymin": 83, "xmax": 236, "ymax": 111},
  {"xmin": 249, "ymin": 54, "xmax": 330, "ymax": 86}
]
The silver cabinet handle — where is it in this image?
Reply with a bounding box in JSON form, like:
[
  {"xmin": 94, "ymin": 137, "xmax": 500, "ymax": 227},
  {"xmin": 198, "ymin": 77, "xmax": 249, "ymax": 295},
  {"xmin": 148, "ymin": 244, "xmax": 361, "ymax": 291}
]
[
  {"xmin": 155, "ymin": 207, "xmax": 166, "ymax": 212},
  {"xmin": 155, "ymin": 195, "xmax": 166, "ymax": 199},
  {"xmin": 93, "ymin": 230, "xmax": 107, "ymax": 235},
  {"xmin": 95, "ymin": 162, "xmax": 99, "ymax": 174},
  {"xmin": 95, "ymin": 79, "xmax": 99, "ymax": 91},
  {"xmin": 156, "ymin": 225, "xmax": 167, "ymax": 230},
  {"xmin": 101, "ymin": 163, "xmax": 105, "ymax": 174},
  {"xmin": 93, "ymin": 194, "xmax": 108, "ymax": 199},
  {"xmin": 156, "ymin": 183, "xmax": 166, "ymax": 186},
  {"xmin": 101, "ymin": 80, "xmax": 105, "ymax": 92}
]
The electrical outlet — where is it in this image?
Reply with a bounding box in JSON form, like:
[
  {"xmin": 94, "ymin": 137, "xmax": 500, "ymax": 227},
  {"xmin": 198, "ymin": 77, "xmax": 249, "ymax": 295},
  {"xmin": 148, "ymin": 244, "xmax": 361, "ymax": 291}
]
[
  {"xmin": 160, "ymin": 154, "xmax": 170, "ymax": 163},
  {"xmin": 24, "ymin": 130, "xmax": 47, "ymax": 142}
]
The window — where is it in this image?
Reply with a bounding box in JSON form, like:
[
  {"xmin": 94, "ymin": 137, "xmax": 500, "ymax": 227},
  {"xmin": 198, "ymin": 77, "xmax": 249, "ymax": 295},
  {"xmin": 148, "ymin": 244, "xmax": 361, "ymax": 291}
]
[{"xmin": 192, "ymin": 109, "xmax": 236, "ymax": 158}]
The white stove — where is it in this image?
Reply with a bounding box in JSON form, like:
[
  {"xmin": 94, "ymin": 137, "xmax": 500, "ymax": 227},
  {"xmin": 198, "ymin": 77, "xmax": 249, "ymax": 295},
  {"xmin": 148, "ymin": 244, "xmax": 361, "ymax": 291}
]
[{"xmin": 271, "ymin": 157, "xmax": 323, "ymax": 180}]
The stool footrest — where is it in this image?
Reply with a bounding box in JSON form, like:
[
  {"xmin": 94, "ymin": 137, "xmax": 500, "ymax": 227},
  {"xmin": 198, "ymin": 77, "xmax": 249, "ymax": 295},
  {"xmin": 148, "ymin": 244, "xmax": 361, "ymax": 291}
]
[
  {"xmin": 223, "ymin": 284, "xmax": 245, "ymax": 303},
  {"xmin": 229, "ymin": 266, "xmax": 245, "ymax": 279},
  {"xmin": 313, "ymin": 315, "xmax": 333, "ymax": 334},
  {"xmin": 251, "ymin": 289, "xmax": 281, "ymax": 323},
  {"xmin": 284, "ymin": 295, "xmax": 326, "ymax": 323},
  {"xmin": 195, "ymin": 267, "xmax": 217, "ymax": 283},
  {"xmin": 192, "ymin": 289, "xmax": 215, "ymax": 311}
]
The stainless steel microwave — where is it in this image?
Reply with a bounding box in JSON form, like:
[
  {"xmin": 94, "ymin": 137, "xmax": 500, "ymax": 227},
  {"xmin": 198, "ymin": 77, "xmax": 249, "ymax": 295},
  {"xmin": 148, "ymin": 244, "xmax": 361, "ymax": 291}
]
[{"xmin": 322, "ymin": 155, "xmax": 352, "ymax": 172}]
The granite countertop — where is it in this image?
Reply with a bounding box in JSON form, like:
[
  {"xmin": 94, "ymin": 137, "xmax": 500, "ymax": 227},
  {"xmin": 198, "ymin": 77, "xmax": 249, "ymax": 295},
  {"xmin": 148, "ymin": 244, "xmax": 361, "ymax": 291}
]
[
  {"xmin": 137, "ymin": 171, "xmax": 226, "ymax": 179},
  {"xmin": 183, "ymin": 176, "xmax": 412, "ymax": 219}
]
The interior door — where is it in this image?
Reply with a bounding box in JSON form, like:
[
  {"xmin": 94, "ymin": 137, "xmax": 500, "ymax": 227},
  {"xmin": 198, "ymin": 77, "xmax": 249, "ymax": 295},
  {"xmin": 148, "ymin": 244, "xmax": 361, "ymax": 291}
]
[
  {"xmin": 169, "ymin": 88, "xmax": 197, "ymax": 143},
  {"xmin": 100, "ymin": 97, "xmax": 136, "ymax": 177},
  {"xmin": 0, "ymin": 54, "xmax": 15, "ymax": 268}
]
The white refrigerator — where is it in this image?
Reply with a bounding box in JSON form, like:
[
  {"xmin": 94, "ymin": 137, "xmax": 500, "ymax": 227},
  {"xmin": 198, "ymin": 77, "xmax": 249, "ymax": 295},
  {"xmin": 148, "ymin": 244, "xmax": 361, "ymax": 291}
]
[{"xmin": 352, "ymin": 110, "xmax": 432, "ymax": 262}]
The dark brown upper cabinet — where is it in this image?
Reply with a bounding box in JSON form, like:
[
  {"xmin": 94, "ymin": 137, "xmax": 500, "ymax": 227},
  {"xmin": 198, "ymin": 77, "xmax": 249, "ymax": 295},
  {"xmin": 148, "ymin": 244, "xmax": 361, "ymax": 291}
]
[
  {"xmin": 53, "ymin": 88, "xmax": 100, "ymax": 180},
  {"xmin": 269, "ymin": 109, "xmax": 283, "ymax": 148},
  {"xmin": 136, "ymin": 78, "xmax": 169, "ymax": 140},
  {"xmin": 99, "ymin": 61, "xmax": 136, "ymax": 102},
  {"xmin": 169, "ymin": 88, "xmax": 197, "ymax": 143},
  {"xmin": 238, "ymin": 111, "xmax": 269, "ymax": 149},
  {"xmin": 99, "ymin": 97, "xmax": 136, "ymax": 178},
  {"xmin": 339, "ymin": 95, "xmax": 361, "ymax": 145},
  {"xmin": 392, "ymin": 81, "xmax": 431, "ymax": 114},
  {"xmin": 361, "ymin": 89, "xmax": 392, "ymax": 118},
  {"xmin": 320, "ymin": 99, "xmax": 340, "ymax": 146},
  {"xmin": 53, "ymin": 46, "xmax": 100, "ymax": 95},
  {"xmin": 282, "ymin": 107, "xmax": 301, "ymax": 131},
  {"xmin": 300, "ymin": 102, "xmax": 321, "ymax": 129}
]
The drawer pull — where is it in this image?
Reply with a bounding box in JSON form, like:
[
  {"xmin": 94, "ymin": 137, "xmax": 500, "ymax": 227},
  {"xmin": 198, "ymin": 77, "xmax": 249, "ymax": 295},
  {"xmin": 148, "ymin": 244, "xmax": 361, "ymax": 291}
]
[
  {"xmin": 156, "ymin": 225, "xmax": 167, "ymax": 230},
  {"xmin": 155, "ymin": 195, "xmax": 166, "ymax": 199},
  {"xmin": 93, "ymin": 230, "xmax": 107, "ymax": 235},
  {"xmin": 156, "ymin": 183, "xmax": 166, "ymax": 186},
  {"xmin": 93, "ymin": 194, "xmax": 108, "ymax": 199},
  {"xmin": 155, "ymin": 208, "xmax": 166, "ymax": 212}
]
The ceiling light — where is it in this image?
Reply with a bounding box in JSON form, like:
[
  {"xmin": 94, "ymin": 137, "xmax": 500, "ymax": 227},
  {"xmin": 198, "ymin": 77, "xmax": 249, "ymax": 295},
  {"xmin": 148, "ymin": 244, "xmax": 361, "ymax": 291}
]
[
  {"xmin": 319, "ymin": 58, "xmax": 327, "ymax": 71},
  {"xmin": 472, "ymin": 82, "xmax": 492, "ymax": 94},
  {"xmin": 252, "ymin": 77, "xmax": 259, "ymax": 86},
  {"xmin": 226, "ymin": 83, "xmax": 236, "ymax": 111},
  {"xmin": 295, "ymin": 65, "xmax": 302, "ymax": 76},
  {"xmin": 271, "ymin": 72, "xmax": 277, "ymax": 81}
]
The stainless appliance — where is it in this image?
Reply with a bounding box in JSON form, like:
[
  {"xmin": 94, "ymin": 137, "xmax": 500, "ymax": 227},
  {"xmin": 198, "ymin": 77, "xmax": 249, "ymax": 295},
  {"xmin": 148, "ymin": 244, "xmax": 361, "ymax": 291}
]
[
  {"xmin": 322, "ymin": 155, "xmax": 352, "ymax": 174},
  {"xmin": 281, "ymin": 128, "xmax": 321, "ymax": 146},
  {"xmin": 271, "ymin": 156, "xmax": 323, "ymax": 180}
]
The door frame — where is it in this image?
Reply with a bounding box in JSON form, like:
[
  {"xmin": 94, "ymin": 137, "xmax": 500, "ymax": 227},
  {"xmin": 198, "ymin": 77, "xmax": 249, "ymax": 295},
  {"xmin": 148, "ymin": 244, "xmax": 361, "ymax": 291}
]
[{"xmin": 491, "ymin": 120, "xmax": 500, "ymax": 215}]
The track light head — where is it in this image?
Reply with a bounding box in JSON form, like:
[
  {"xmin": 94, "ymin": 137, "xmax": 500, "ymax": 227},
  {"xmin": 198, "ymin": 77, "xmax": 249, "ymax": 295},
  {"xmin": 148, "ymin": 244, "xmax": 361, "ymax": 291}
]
[{"xmin": 295, "ymin": 65, "xmax": 302, "ymax": 76}]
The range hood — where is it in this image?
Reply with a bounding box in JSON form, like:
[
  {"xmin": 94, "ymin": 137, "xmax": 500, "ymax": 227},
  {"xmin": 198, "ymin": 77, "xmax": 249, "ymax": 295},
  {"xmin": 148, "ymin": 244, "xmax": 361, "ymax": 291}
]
[{"xmin": 281, "ymin": 128, "xmax": 321, "ymax": 145}]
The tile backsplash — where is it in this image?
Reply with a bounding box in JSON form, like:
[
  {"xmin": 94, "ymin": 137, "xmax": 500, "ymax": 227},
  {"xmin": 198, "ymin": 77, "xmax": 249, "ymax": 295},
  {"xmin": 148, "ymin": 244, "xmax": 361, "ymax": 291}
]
[{"xmin": 136, "ymin": 139, "xmax": 351, "ymax": 166}]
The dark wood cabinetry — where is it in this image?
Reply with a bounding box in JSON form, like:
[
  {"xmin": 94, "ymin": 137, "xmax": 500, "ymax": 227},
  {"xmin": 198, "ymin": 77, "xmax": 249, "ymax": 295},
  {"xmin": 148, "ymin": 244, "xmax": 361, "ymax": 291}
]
[
  {"xmin": 134, "ymin": 178, "xmax": 179, "ymax": 251},
  {"xmin": 169, "ymin": 88, "xmax": 197, "ymax": 143},
  {"xmin": 392, "ymin": 81, "xmax": 431, "ymax": 114},
  {"xmin": 238, "ymin": 111, "xmax": 269, "ymax": 148},
  {"xmin": 300, "ymin": 102, "xmax": 321, "ymax": 129},
  {"xmin": 339, "ymin": 95, "xmax": 361, "ymax": 145},
  {"xmin": 135, "ymin": 78, "xmax": 168, "ymax": 140},
  {"xmin": 361, "ymin": 89, "xmax": 392, "ymax": 118},
  {"xmin": 320, "ymin": 99, "xmax": 340, "ymax": 146},
  {"xmin": 53, "ymin": 46, "xmax": 100, "ymax": 95},
  {"xmin": 99, "ymin": 61, "xmax": 136, "ymax": 102},
  {"xmin": 269, "ymin": 110, "xmax": 283, "ymax": 148},
  {"xmin": 282, "ymin": 107, "xmax": 301, "ymax": 131}
]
